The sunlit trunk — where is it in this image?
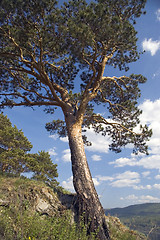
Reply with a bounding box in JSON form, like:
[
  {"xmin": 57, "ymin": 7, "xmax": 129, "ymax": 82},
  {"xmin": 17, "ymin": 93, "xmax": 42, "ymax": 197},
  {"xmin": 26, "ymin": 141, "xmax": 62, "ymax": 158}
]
[{"xmin": 67, "ymin": 121, "xmax": 110, "ymax": 240}]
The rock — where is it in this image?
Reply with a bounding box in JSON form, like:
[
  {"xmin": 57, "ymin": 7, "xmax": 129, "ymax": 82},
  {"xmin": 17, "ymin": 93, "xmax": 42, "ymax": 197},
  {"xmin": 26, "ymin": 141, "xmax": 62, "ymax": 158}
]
[
  {"xmin": 36, "ymin": 197, "xmax": 52, "ymax": 214},
  {"xmin": 0, "ymin": 198, "xmax": 9, "ymax": 206}
]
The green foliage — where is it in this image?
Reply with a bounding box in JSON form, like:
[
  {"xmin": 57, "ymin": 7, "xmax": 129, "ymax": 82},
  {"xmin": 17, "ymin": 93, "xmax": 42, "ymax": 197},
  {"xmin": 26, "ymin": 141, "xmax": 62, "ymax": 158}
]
[
  {"xmin": 108, "ymin": 221, "xmax": 145, "ymax": 240},
  {"xmin": 0, "ymin": 0, "xmax": 151, "ymax": 156},
  {"xmin": 0, "ymin": 112, "xmax": 33, "ymax": 174},
  {"xmin": 0, "ymin": 113, "xmax": 58, "ymax": 186},
  {"xmin": 0, "ymin": 175, "xmax": 146, "ymax": 240},
  {"xmin": 0, "ymin": 207, "xmax": 97, "ymax": 240},
  {"xmin": 106, "ymin": 203, "xmax": 160, "ymax": 239},
  {"xmin": 28, "ymin": 151, "xmax": 58, "ymax": 187}
]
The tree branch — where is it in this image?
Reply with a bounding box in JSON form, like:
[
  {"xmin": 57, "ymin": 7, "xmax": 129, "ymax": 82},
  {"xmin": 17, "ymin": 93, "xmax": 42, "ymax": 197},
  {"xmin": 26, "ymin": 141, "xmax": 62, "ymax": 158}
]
[
  {"xmin": 0, "ymin": 99, "xmax": 60, "ymax": 108},
  {"xmin": 98, "ymin": 88, "xmax": 128, "ymax": 112},
  {"xmin": 0, "ymin": 27, "xmax": 68, "ymax": 107},
  {"xmin": 84, "ymin": 114, "xmax": 142, "ymax": 136}
]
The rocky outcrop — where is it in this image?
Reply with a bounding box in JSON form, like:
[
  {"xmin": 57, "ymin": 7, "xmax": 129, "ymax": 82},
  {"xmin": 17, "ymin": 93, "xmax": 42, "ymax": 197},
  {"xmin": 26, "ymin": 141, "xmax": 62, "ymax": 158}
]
[
  {"xmin": 0, "ymin": 176, "xmax": 147, "ymax": 240},
  {"xmin": 0, "ymin": 177, "xmax": 75, "ymax": 217}
]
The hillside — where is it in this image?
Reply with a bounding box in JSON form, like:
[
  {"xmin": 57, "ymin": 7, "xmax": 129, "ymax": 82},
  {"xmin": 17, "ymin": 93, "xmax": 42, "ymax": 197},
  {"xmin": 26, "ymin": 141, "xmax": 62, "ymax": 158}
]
[
  {"xmin": 105, "ymin": 203, "xmax": 160, "ymax": 240},
  {"xmin": 0, "ymin": 174, "xmax": 146, "ymax": 240}
]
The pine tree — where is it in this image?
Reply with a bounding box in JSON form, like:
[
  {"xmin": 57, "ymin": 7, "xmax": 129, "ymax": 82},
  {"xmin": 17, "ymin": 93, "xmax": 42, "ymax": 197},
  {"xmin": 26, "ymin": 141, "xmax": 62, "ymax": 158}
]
[
  {"xmin": 28, "ymin": 151, "xmax": 58, "ymax": 187},
  {"xmin": 0, "ymin": 112, "xmax": 32, "ymax": 174},
  {"xmin": 0, "ymin": 1, "xmax": 152, "ymax": 239},
  {"xmin": 0, "ymin": 113, "xmax": 58, "ymax": 186}
]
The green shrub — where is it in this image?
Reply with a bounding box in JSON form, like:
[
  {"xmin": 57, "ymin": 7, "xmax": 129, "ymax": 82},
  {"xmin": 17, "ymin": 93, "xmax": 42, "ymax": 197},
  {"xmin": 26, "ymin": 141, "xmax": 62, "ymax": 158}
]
[{"xmin": 0, "ymin": 207, "xmax": 97, "ymax": 240}]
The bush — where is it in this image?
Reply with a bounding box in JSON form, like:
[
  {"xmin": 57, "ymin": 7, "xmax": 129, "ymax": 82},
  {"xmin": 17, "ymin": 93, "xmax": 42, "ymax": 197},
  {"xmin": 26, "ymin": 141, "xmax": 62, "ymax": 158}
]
[{"xmin": 0, "ymin": 207, "xmax": 97, "ymax": 240}]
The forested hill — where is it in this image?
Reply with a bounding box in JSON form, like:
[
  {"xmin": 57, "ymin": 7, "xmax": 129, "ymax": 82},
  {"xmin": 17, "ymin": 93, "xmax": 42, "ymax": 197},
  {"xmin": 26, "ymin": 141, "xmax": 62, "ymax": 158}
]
[
  {"xmin": 105, "ymin": 202, "xmax": 160, "ymax": 218},
  {"xmin": 105, "ymin": 203, "xmax": 160, "ymax": 240}
]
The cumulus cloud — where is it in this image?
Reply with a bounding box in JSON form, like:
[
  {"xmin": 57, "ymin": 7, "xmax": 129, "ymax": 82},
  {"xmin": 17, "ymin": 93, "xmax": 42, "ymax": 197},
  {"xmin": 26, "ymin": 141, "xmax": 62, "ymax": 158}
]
[
  {"xmin": 111, "ymin": 154, "xmax": 160, "ymax": 170},
  {"xmin": 84, "ymin": 128, "xmax": 111, "ymax": 153},
  {"xmin": 139, "ymin": 99, "xmax": 160, "ymax": 125},
  {"xmin": 49, "ymin": 134, "xmax": 58, "ymax": 140},
  {"xmin": 121, "ymin": 194, "xmax": 160, "ymax": 204},
  {"xmin": 48, "ymin": 147, "xmax": 57, "ymax": 156},
  {"xmin": 111, "ymin": 99, "xmax": 160, "ymax": 170},
  {"xmin": 155, "ymin": 175, "xmax": 160, "ymax": 180},
  {"xmin": 110, "ymin": 171, "xmax": 140, "ymax": 188},
  {"xmin": 92, "ymin": 177, "xmax": 100, "ymax": 186},
  {"xmin": 91, "ymin": 154, "xmax": 102, "ymax": 161},
  {"xmin": 111, "ymin": 178, "xmax": 140, "ymax": 188},
  {"xmin": 156, "ymin": 9, "xmax": 160, "ymax": 21},
  {"xmin": 142, "ymin": 171, "xmax": 150, "ymax": 178},
  {"xmin": 97, "ymin": 171, "xmax": 141, "ymax": 188},
  {"xmin": 120, "ymin": 194, "xmax": 138, "ymax": 201},
  {"xmin": 61, "ymin": 149, "xmax": 71, "ymax": 162},
  {"xmin": 153, "ymin": 184, "xmax": 160, "ymax": 190},
  {"xmin": 115, "ymin": 171, "xmax": 140, "ymax": 180},
  {"xmin": 60, "ymin": 136, "xmax": 68, "ymax": 142},
  {"xmin": 133, "ymin": 185, "xmax": 152, "ymax": 190},
  {"xmin": 142, "ymin": 38, "xmax": 160, "ymax": 56},
  {"xmin": 109, "ymin": 157, "xmax": 136, "ymax": 167},
  {"xmin": 96, "ymin": 175, "xmax": 114, "ymax": 181},
  {"xmin": 62, "ymin": 176, "xmax": 74, "ymax": 192}
]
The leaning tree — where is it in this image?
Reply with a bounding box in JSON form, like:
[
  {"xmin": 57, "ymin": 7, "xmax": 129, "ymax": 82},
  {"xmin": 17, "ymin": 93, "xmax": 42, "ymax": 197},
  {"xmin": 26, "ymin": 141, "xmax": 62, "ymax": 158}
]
[{"xmin": 0, "ymin": 0, "xmax": 152, "ymax": 239}]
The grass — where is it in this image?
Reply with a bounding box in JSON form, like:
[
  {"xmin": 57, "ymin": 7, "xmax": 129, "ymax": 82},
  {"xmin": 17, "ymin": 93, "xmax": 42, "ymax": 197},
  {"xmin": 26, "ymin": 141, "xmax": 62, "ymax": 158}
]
[{"xmin": 0, "ymin": 207, "xmax": 98, "ymax": 240}]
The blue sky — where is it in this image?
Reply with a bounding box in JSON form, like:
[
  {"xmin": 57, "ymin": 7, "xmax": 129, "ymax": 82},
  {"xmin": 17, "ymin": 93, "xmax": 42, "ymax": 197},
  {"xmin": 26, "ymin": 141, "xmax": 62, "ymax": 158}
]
[{"xmin": 2, "ymin": 0, "xmax": 160, "ymax": 209}]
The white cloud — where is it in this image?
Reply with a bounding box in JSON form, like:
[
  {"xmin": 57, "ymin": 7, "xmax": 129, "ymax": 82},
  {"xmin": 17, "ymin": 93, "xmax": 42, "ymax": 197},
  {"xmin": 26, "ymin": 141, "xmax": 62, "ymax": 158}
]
[
  {"xmin": 62, "ymin": 176, "xmax": 75, "ymax": 192},
  {"xmin": 84, "ymin": 128, "xmax": 111, "ymax": 153},
  {"xmin": 97, "ymin": 171, "xmax": 141, "ymax": 189},
  {"xmin": 121, "ymin": 194, "xmax": 160, "ymax": 204},
  {"xmin": 109, "ymin": 157, "xmax": 137, "ymax": 167},
  {"xmin": 60, "ymin": 136, "xmax": 68, "ymax": 142},
  {"xmin": 111, "ymin": 154, "xmax": 160, "ymax": 170},
  {"xmin": 48, "ymin": 147, "xmax": 57, "ymax": 156},
  {"xmin": 153, "ymin": 184, "xmax": 160, "ymax": 190},
  {"xmin": 92, "ymin": 178, "xmax": 100, "ymax": 186},
  {"xmin": 61, "ymin": 149, "xmax": 71, "ymax": 162},
  {"xmin": 155, "ymin": 175, "xmax": 160, "ymax": 180},
  {"xmin": 115, "ymin": 171, "xmax": 140, "ymax": 180},
  {"xmin": 91, "ymin": 154, "xmax": 102, "ymax": 161},
  {"xmin": 49, "ymin": 134, "xmax": 58, "ymax": 140},
  {"xmin": 136, "ymin": 195, "xmax": 160, "ymax": 203},
  {"xmin": 110, "ymin": 171, "xmax": 140, "ymax": 188},
  {"xmin": 96, "ymin": 175, "xmax": 114, "ymax": 181},
  {"xmin": 111, "ymin": 178, "xmax": 140, "ymax": 188},
  {"xmin": 156, "ymin": 9, "xmax": 160, "ymax": 21},
  {"xmin": 142, "ymin": 171, "xmax": 150, "ymax": 178},
  {"xmin": 111, "ymin": 99, "xmax": 160, "ymax": 171},
  {"xmin": 137, "ymin": 155, "xmax": 160, "ymax": 170},
  {"xmin": 142, "ymin": 38, "xmax": 160, "ymax": 56},
  {"xmin": 133, "ymin": 185, "xmax": 152, "ymax": 190},
  {"xmin": 139, "ymin": 99, "xmax": 160, "ymax": 125},
  {"xmin": 120, "ymin": 194, "xmax": 138, "ymax": 201}
]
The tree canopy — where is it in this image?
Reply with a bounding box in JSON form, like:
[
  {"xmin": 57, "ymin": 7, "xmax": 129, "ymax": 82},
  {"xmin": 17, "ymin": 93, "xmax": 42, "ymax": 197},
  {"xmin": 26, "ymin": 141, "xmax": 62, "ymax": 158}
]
[
  {"xmin": 0, "ymin": 0, "xmax": 151, "ymax": 155},
  {"xmin": 0, "ymin": 0, "xmax": 152, "ymax": 239},
  {"xmin": 0, "ymin": 113, "xmax": 58, "ymax": 186},
  {"xmin": 0, "ymin": 112, "xmax": 32, "ymax": 174}
]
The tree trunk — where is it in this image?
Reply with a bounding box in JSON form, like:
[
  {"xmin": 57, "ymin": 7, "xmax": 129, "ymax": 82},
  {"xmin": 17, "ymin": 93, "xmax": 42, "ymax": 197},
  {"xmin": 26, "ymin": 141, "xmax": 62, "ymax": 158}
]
[{"xmin": 67, "ymin": 122, "xmax": 110, "ymax": 240}]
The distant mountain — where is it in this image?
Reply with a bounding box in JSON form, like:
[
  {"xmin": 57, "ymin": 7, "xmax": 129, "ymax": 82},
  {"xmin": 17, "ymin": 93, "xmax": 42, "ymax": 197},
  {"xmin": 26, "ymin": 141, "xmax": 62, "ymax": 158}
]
[
  {"xmin": 105, "ymin": 202, "xmax": 160, "ymax": 218},
  {"xmin": 105, "ymin": 203, "xmax": 160, "ymax": 240}
]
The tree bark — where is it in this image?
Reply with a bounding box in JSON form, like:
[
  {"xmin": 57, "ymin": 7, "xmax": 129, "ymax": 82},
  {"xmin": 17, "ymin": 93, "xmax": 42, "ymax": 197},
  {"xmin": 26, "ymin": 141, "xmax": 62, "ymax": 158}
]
[{"xmin": 66, "ymin": 121, "xmax": 110, "ymax": 240}]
